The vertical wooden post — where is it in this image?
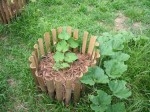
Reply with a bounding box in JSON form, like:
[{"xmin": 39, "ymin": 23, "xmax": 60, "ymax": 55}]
[
  {"xmin": 67, "ymin": 26, "xmax": 72, "ymax": 36},
  {"xmin": 44, "ymin": 32, "xmax": 51, "ymax": 53},
  {"xmin": 45, "ymin": 77, "xmax": 55, "ymax": 100},
  {"xmin": 73, "ymin": 78, "xmax": 81, "ymax": 103},
  {"xmin": 51, "ymin": 29, "xmax": 57, "ymax": 45},
  {"xmin": 29, "ymin": 56, "xmax": 39, "ymax": 86},
  {"xmin": 38, "ymin": 38, "xmax": 45, "ymax": 57},
  {"xmin": 35, "ymin": 71, "xmax": 47, "ymax": 92},
  {"xmin": 73, "ymin": 29, "xmax": 79, "ymax": 52},
  {"xmin": 82, "ymin": 31, "xmax": 89, "ymax": 54},
  {"xmin": 55, "ymin": 77, "xmax": 63, "ymax": 101},
  {"xmin": 87, "ymin": 36, "xmax": 97, "ymax": 56},
  {"xmin": 57, "ymin": 27, "xmax": 63, "ymax": 34},
  {"xmin": 34, "ymin": 44, "xmax": 40, "ymax": 60},
  {"xmin": 65, "ymin": 78, "xmax": 72, "ymax": 105}
]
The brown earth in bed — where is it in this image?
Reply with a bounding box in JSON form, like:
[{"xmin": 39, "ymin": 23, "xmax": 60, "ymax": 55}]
[{"xmin": 38, "ymin": 53, "xmax": 92, "ymax": 85}]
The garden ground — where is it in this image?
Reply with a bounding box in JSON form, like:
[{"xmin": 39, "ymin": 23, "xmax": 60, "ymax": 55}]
[{"xmin": 0, "ymin": 0, "xmax": 150, "ymax": 111}]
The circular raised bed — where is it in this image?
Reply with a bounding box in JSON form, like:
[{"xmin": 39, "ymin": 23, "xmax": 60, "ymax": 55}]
[{"xmin": 28, "ymin": 26, "xmax": 100, "ymax": 105}]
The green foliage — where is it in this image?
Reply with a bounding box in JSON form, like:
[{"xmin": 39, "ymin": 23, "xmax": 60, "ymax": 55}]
[
  {"xmin": 81, "ymin": 66, "xmax": 109, "ymax": 85},
  {"xmin": 109, "ymin": 80, "xmax": 132, "ymax": 99},
  {"xmin": 106, "ymin": 102, "xmax": 126, "ymax": 112},
  {"xmin": 81, "ymin": 32, "xmax": 133, "ymax": 112},
  {"xmin": 89, "ymin": 90, "xmax": 111, "ymax": 112},
  {"xmin": 53, "ymin": 28, "xmax": 78, "ymax": 70}
]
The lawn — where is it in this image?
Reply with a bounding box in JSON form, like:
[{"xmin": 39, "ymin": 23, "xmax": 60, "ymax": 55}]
[{"xmin": 0, "ymin": 0, "xmax": 150, "ymax": 111}]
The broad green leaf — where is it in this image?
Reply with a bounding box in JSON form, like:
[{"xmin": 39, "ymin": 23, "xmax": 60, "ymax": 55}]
[
  {"xmin": 108, "ymin": 80, "xmax": 132, "ymax": 99},
  {"xmin": 53, "ymin": 62, "xmax": 61, "ymax": 71},
  {"xmin": 104, "ymin": 60, "xmax": 127, "ymax": 78},
  {"xmin": 58, "ymin": 31, "xmax": 70, "ymax": 40},
  {"xmin": 60, "ymin": 63, "xmax": 70, "ymax": 69},
  {"xmin": 81, "ymin": 67, "xmax": 95, "ymax": 85},
  {"xmin": 89, "ymin": 90, "xmax": 111, "ymax": 112},
  {"xmin": 53, "ymin": 52, "xmax": 64, "ymax": 62},
  {"xmin": 81, "ymin": 66, "xmax": 109, "ymax": 85},
  {"xmin": 99, "ymin": 40, "xmax": 114, "ymax": 56},
  {"xmin": 94, "ymin": 66, "xmax": 109, "ymax": 84},
  {"xmin": 56, "ymin": 40, "xmax": 69, "ymax": 52},
  {"xmin": 68, "ymin": 38, "xmax": 79, "ymax": 48},
  {"xmin": 64, "ymin": 52, "xmax": 78, "ymax": 63},
  {"xmin": 110, "ymin": 52, "xmax": 130, "ymax": 62},
  {"xmin": 106, "ymin": 102, "xmax": 126, "ymax": 112},
  {"xmin": 112, "ymin": 37, "xmax": 124, "ymax": 50}
]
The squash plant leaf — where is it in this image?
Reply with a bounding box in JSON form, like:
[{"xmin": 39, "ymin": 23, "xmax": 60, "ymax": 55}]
[
  {"xmin": 58, "ymin": 31, "xmax": 70, "ymax": 40},
  {"xmin": 64, "ymin": 52, "xmax": 78, "ymax": 63},
  {"xmin": 81, "ymin": 67, "xmax": 95, "ymax": 86},
  {"xmin": 94, "ymin": 66, "xmax": 109, "ymax": 84},
  {"xmin": 68, "ymin": 38, "xmax": 79, "ymax": 48},
  {"xmin": 81, "ymin": 66, "xmax": 109, "ymax": 85},
  {"xmin": 56, "ymin": 40, "xmax": 69, "ymax": 52},
  {"xmin": 53, "ymin": 51, "xmax": 64, "ymax": 62},
  {"xmin": 108, "ymin": 80, "xmax": 132, "ymax": 99},
  {"xmin": 89, "ymin": 90, "xmax": 112, "ymax": 112},
  {"xmin": 106, "ymin": 102, "xmax": 126, "ymax": 112},
  {"xmin": 110, "ymin": 52, "xmax": 130, "ymax": 62},
  {"xmin": 112, "ymin": 36, "xmax": 124, "ymax": 50},
  {"xmin": 60, "ymin": 63, "xmax": 70, "ymax": 69},
  {"xmin": 104, "ymin": 60, "xmax": 127, "ymax": 78}
]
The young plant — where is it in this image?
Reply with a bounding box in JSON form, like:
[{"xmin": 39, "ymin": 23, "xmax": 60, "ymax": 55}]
[
  {"xmin": 53, "ymin": 28, "xmax": 79, "ymax": 71},
  {"xmin": 81, "ymin": 31, "xmax": 134, "ymax": 112}
]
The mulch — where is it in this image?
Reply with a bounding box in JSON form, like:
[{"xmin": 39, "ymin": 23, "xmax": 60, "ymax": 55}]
[{"xmin": 38, "ymin": 52, "xmax": 92, "ymax": 84}]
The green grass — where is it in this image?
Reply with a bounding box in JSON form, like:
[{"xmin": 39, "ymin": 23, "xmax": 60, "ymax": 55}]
[{"xmin": 0, "ymin": 0, "xmax": 150, "ymax": 111}]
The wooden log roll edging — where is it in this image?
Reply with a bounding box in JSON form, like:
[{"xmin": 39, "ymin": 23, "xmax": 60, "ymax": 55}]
[
  {"xmin": 28, "ymin": 26, "xmax": 100, "ymax": 105},
  {"xmin": 0, "ymin": 0, "xmax": 27, "ymax": 24}
]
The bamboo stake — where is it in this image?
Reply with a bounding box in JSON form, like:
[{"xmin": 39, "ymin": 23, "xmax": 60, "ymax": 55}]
[
  {"xmin": 73, "ymin": 78, "xmax": 81, "ymax": 103},
  {"xmin": 29, "ymin": 56, "xmax": 39, "ymax": 86},
  {"xmin": 51, "ymin": 29, "xmax": 57, "ymax": 45},
  {"xmin": 0, "ymin": 1, "xmax": 6, "ymax": 23},
  {"xmin": 57, "ymin": 27, "xmax": 63, "ymax": 34},
  {"xmin": 45, "ymin": 77, "xmax": 55, "ymax": 100},
  {"xmin": 82, "ymin": 31, "xmax": 89, "ymax": 54},
  {"xmin": 73, "ymin": 29, "xmax": 79, "ymax": 52},
  {"xmin": 2, "ymin": 0, "xmax": 9, "ymax": 23},
  {"xmin": 66, "ymin": 26, "xmax": 72, "ymax": 36},
  {"xmin": 87, "ymin": 36, "xmax": 97, "ymax": 56},
  {"xmin": 65, "ymin": 78, "xmax": 72, "ymax": 106},
  {"xmin": 34, "ymin": 44, "xmax": 39, "ymax": 59},
  {"xmin": 38, "ymin": 38, "xmax": 45, "ymax": 57},
  {"xmin": 35, "ymin": 71, "xmax": 47, "ymax": 92},
  {"xmin": 32, "ymin": 51, "xmax": 38, "ymax": 69},
  {"xmin": 44, "ymin": 32, "xmax": 51, "ymax": 53},
  {"xmin": 55, "ymin": 77, "xmax": 63, "ymax": 101}
]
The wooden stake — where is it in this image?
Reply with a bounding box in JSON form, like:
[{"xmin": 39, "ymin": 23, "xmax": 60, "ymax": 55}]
[
  {"xmin": 82, "ymin": 31, "xmax": 89, "ymax": 54},
  {"xmin": 87, "ymin": 36, "xmax": 97, "ymax": 56},
  {"xmin": 35, "ymin": 71, "xmax": 47, "ymax": 92},
  {"xmin": 45, "ymin": 77, "xmax": 55, "ymax": 100},
  {"xmin": 73, "ymin": 78, "xmax": 81, "ymax": 103},
  {"xmin": 29, "ymin": 56, "xmax": 39, "ymax": 86},
  {"xmin": 38, "ymin": 38, "xmax": 45, "ymax": 57},
  {"xmin": 34, "ymin": 44, "xmax": 39, "ymax": 59},
  {"xmin": 57, "ymin": 27, "xmax": 63, "ymax": 34},
  {"xmin": 65, "ymin": 78, "xmax": 72, "ymax": 106},
  {"xmin": 73, "ymin": 29, "xmax": 79, "ymax": 52},
  {"xmin": 44, "ymin": 32, "xmax": 51, "ymax": 53},
  {"xmin": 32, "ymin": 51, "xmax": 38, "ymax": 69},
  {"xmin": 67, "ymin": 26, "xmax": 72, "ymax": 36},
  {"xmin": 55, "ymin": 77, "xmax": 63, "ymax": 101},
  {"xmin": 51, "ymin": 29, "xmax": 57, "ymax": 45}
]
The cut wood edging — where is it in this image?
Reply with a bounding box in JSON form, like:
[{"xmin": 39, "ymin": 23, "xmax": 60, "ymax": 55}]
[
  {"xmin": 28, "ymin": 26, "xmax": 100, "ymax": 105},
  {"xmin": 0, "ymin": 0, "xmax": 27, "ymax": 24}
]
